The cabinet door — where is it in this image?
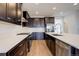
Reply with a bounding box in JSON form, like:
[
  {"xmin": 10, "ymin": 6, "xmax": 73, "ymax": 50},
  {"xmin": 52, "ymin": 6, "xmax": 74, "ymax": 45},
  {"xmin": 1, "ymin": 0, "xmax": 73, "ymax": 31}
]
[
  {"xmin": 14, "ymin": 43, "xmax": 25, "ymax": 56},
  {"xmin": 7, "ymin": 39, "xmax": 27, "ymax": 56},
  {"xmin": 56, "ymin": 44, "xmax": 69, "ymax": 56},
  {"xmin": 32, "ymin": 18, "xmax": 45, "ymax": 27},
  {"xmin": 56, "ymin": 44, "xmax": 62, "ymax": 56},
  {"xmin": 0, "ymin": 3, "xmax": 6, "ymax": 20},
  {"xmin": 44, "ymin": 17, "xmax": 54, "ymax": 32},
  {"xmin": 24, "ymin": 41, "xmax": 28, "ymax": 56},
  {"xmin": 56, "ymin": 40, "xmax": 71, "ymax": 56},
  {"xmin": 74, "ymin": 49, "xmax": 79, "ymax": 56},
  {"xmin": 45, "ymin": 17, "xmax": 54, "ymax": 23},
  {"xmin": 15, "ymin": 40, "xmax": 28, "ymax": 56},
  {"xmin": 46, "ymin": 40, "xmax": 51, "ymax": 49},
  {"xmin": 45, "ymin": 35, "xmax": 55, "ymax": 55},
  {"xmin": 50, "ymin": 40, "xmax": 55, "ymax": 55},
  {"xmin": 7, "ymin": 3, "xmax": 16, "ymax": 19}
]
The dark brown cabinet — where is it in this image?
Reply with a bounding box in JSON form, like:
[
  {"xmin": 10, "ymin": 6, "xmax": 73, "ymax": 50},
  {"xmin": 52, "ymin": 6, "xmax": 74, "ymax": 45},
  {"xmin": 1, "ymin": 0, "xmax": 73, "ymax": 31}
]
[
  {"xmin": 55, "ymin": 39, "xmax": 71, "ymax": 56},
  {"xmin": 46, "ymin": 40, "xmax": 51, "ymax": 49},
  {"xmin": 50, "ymin": 39, "xmax": 55, "ymax": 55},
  {"xmin": 12, "ymin": 41, "xmax": 25, "ymax": 56},
  {"xmin": 7, "ymin": 3, "xmax": 22, "ymax": 24},
  {"xmin": 28, "ymin": 18, "xmax": 45, "ymax": 27},
  {"xmin": 45, "ymin": 34, "xmax": 72, "ymax": 56},
  {"xmin": 75, "ymin": 49, "xmax": 79, "ymax": 56},
  {"xmin": 0, "ymin": 3, "xmax": 6, "ymax": 20},
  {"xmin": 44, "ymin": 17, "xmax": 54, "ymax": 23},
  {"xmin": 71, "ymin": 47, "xmax": 79, "ymax": 56},
  {"xmin": 7, "ymin": 3, "xmax": 17, "ymax": 19},
  {"xmin": 7, "ymin": 39, "xmax": 28, "ymax": 56},
  {"xmin": 45, "ymin": 34, "xmax": 55, "ymax": 55},
  {"xmin": 44, "ymin": 17, "xmax": 54, "ymax": 32},
  {"xmin": 0, "ymin": 3, "xmax": 22, "ymax": 25},
  {"xmin": 46, "ymin": 40, "xmax": 55, "ymax": 55},
  {"xmin": 6, "ymin": 34, "xmax": 32, "ymax": 56}
]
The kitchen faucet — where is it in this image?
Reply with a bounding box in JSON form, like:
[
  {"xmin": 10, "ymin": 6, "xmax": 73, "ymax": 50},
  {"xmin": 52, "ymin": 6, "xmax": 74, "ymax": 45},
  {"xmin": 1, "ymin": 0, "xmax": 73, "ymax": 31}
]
[{"xmin": 54, "ymin": 23, "xmax": 62, "ymax": 34}]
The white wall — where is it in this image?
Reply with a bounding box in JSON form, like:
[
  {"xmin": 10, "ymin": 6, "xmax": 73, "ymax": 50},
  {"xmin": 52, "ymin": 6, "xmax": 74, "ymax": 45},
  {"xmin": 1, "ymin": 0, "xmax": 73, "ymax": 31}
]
[
  {"xmin": 64, "ymin": 11, "xmax": 78, "ymax": 34},
  {"xmin": 75, "ymin": 10, "xmax": 79, "ymax": 34}
]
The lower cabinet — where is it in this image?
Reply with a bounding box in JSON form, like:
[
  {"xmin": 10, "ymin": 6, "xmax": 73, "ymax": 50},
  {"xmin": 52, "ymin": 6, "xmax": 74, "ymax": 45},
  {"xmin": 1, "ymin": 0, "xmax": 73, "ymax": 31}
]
[
  {"xmin": 50, "ymin": 40, "xmax": 55, "ymax": 56},
  {"xmin": 56, "ymin": 39, "xmax": 71, "ymax": 56},
  {"xmin": 14, "ymin": 41, "xmax": 25, "ymax": 56},
  {"xmin": 71, "ymin": 47, "xmax": 79, "ymax": 56},
  {"xmin": 46, "ymin": 40, "xmax": 50, "ymax": 50},
  {"xmin": 7, "ymin": 39, "xmax": 28, "ymax": 56},
  {"xmin": 75, "ymin": 49, "xmax": 79, "ymax": 56},
  {"xmin": 45, "ymin": 34, "xmax": 71, "ymax": 56},
  {"xmin": 45, "ymin": 34, "xmax": 55, "ymax": 56}
]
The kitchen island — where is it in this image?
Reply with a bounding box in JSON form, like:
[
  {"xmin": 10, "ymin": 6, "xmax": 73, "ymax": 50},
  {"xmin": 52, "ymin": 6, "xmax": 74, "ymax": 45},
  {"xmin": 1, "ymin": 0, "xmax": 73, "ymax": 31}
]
[
  {"xmin": 46, "ymin": 32, "xmax": 79, "ymax": 56},
  {"xmin": 0, "ymin": 21, "xmax": 32, "ymax": 56},
  {"xmin": 46, "ymin": 32, "xmax": 79, "ymax": 49}
]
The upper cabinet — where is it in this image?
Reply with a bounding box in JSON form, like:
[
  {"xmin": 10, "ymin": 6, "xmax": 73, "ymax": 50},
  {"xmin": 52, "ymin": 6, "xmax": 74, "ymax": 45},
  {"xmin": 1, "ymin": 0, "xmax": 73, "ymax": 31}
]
[
  {"xmin": 44, "ymin": 17, "xmax": 55, "ymax": 32},
  {"xmin": 28, "ymin": 18, "xmax": 45, "ymax": 27},
  {"xmin": 44, "ymin": 17, "xmax": 54, "ymax": 24},
  {"xmin": 7, "ymin": 3, "xmax": 17, "ymax": 19},
  {"xmin": 0, "ymin": 3, "xmax": 6, "ymax": 20},
  {"xmin": 0, "ymin": 3, "xmax": 22, "ymax": 25},
  {"xmin": 17, "ymin": 4, "xmax": 22, "ymax": 19}
]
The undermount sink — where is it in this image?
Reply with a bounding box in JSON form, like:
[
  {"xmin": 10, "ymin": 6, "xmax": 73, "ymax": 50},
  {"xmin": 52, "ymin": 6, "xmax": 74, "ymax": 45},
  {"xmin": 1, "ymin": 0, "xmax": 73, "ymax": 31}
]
[
  {"xmin": 17, "ymin": 33, "xmax": 30, "ymax": 35},
  {"xmin": 52, "ymin": 34, "xmax": 63, "ymax": 36}
]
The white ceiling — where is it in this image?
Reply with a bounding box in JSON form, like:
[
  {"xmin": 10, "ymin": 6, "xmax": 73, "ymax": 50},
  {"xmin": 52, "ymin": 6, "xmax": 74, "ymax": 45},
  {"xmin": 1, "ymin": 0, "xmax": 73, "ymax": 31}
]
[{"xmin": 22, "ymin": 3, "xmax": 79, "ymax": 17}]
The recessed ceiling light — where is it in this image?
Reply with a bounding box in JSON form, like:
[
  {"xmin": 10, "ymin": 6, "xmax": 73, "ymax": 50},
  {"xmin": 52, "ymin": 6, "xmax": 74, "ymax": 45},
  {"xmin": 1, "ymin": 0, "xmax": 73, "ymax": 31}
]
[
  {"xmin": 52, "ymin": 7, "xmax": 56, "ymax": 10},
  {"xmin": 73, "ymin": 3, "xmax": 78, "ymax": 5},
  {"xmin": 35, "ymin": 11, "xmax": 39, "ymax": 15}
]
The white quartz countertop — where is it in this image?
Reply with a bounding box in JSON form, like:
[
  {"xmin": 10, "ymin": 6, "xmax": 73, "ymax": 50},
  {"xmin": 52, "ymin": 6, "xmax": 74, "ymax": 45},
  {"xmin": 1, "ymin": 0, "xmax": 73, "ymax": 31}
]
[
  {"xmin": 0, "ymin": 21, "xmax": 32, "ymax": 53},
  {"xmin": 0, "ymin": 34, "xmax": 29, "ymax": 53},
  {"xmin": 46, "ymin": 32, "xmax": 79, "ymax": 49}
]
